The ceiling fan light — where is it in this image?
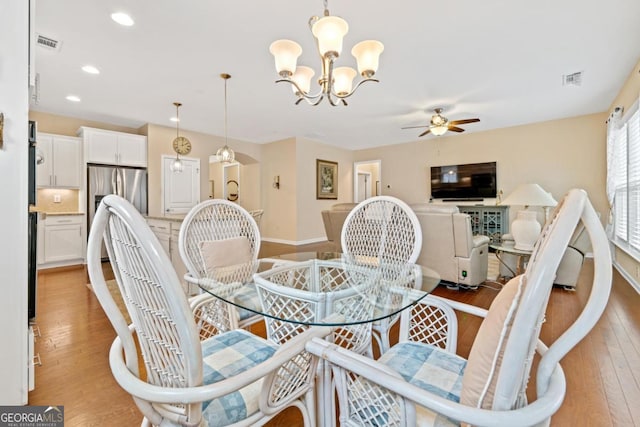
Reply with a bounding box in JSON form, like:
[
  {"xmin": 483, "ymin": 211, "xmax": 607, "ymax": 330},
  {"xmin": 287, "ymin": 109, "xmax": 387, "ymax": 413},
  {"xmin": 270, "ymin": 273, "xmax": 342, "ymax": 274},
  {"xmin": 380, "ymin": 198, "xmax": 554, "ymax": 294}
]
[
  {"xmin": 311, "ymin": 16, "xmax": 348, "ymax": 58},
  {"xmin": 291, "ymin": 66, "xmax": 315, "ymax": 95},
  {"xmin": 431, "ymin": 125, "xmax": 448, "ymax": 136},
  {"xmin": 270, "ymin": 40, "xmax": 302, "ymax": 77},
  {"xmin": 333, "ymin": 66, "xmax": 357, "ymax": 95},
  {"xmin": 351, "ymin": 40, "xmax": 384, "ymax": 77}
]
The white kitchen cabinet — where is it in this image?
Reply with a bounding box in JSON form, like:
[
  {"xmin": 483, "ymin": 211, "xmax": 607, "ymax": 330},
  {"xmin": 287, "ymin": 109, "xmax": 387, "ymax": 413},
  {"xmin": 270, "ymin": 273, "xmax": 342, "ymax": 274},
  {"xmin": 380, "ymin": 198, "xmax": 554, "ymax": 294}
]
[
  {"xmin": 147, "ymin": 218, "xmax": 192, "ymax": 295},
  {"xmin": 36, "ymin": 133, "xmax": 82, "ymax": 188},
  {"xmin": 41, "ymin": 215, "xmax": 84, "ymax": 266},
  {"xmin": 79, "ymin": 127, "xmax": 147, "ymax": 167}
]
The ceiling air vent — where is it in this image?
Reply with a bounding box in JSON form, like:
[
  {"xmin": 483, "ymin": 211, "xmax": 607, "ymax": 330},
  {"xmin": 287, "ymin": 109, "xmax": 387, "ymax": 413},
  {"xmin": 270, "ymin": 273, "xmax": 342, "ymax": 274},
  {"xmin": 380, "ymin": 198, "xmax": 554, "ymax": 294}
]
[
  {"xmin": 562, "ymin": 71, "xmax": 582, "ymax": 87},
  {"xmin": 36, "ymin": 34, "xmax": 62, "ymax": 52}
]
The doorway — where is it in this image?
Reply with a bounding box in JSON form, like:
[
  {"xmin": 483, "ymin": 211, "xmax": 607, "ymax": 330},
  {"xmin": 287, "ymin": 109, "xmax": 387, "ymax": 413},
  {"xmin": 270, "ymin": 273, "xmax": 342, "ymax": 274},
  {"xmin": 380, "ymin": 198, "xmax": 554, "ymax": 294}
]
[{"xmin": 353, "ymin": 160, "xmax": 381, "ymax": 203}]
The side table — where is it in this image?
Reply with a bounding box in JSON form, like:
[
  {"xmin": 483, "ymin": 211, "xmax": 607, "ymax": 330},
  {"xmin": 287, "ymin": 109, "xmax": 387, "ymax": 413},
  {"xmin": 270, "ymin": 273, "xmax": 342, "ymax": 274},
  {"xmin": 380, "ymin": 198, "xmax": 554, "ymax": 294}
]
[{"xmin": 489, "ymin": 244, "xmax": 533, "ymax": 280}]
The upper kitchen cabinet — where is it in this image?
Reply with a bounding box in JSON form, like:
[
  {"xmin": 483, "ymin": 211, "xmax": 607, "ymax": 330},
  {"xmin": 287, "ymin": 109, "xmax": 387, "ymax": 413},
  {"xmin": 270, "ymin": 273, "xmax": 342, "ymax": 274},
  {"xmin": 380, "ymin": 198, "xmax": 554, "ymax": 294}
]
[
  {"xmin": 79, "ymin": 127, "xmax": 147, "ymax": 167},
  {"xmin": 36, "ymin": 133, "xmax": 82, "ymax": 188}
]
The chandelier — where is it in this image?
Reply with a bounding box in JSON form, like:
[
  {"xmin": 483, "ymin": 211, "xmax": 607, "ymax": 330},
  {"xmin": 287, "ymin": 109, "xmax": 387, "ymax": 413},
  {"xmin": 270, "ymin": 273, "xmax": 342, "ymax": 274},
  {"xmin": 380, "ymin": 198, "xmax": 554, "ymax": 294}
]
[
  {"xmin": 216, "ymin": 73, "xmax": 235, "ymax": 163},
  {"xmin": 269, "ymin": 0, "xmax": 384, "ymax": 106}
]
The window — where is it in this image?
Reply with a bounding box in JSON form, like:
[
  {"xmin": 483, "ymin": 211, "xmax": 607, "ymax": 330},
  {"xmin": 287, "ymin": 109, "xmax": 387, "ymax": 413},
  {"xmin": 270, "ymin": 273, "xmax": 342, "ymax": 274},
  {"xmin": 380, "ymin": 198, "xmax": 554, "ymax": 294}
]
[{"xmin": 609, "ymin": 100, "xmax": 640, "ymax": 259}]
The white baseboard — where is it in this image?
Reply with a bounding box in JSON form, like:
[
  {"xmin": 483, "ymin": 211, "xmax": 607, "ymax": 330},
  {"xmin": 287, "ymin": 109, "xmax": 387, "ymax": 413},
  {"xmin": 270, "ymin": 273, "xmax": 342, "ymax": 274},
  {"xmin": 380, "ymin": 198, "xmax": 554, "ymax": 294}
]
[
  {"xmin": 613, "ymin": 260, "xmax": 640, "ymax": 294},
  {"xmin": 261, "ymin": 236, "xmax": 328, "ymax": 246}
]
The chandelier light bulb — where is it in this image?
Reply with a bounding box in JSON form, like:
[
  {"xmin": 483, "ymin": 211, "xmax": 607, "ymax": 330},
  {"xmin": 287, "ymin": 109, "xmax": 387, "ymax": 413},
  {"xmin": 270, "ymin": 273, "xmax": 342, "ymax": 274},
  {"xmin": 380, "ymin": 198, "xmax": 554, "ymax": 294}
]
[
  {"xmin": 311, "ymin": 15, "xmax": 349, "ymax": 58},
  {"xmin": 352, "ymin": 40, "xmax": 384, "ymax": 77},
  {"xmin": 333, "ymin": 67, "xmax": 357, "ymax": 96},
  {"xmin": 269, "ymin": 40, "xmax": 302, "ymax": 77},
  {"xmin": 291, "ymin": 66, "xmax": 315, "ymax": 95}
]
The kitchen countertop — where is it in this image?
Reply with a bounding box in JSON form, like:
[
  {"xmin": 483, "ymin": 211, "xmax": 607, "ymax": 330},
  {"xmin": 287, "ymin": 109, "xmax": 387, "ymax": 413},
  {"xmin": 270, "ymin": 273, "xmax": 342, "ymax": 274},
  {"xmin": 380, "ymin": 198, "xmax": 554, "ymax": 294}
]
[
  {"xmin": 43, "ymin": 211, "xmax": 85, "ymax": 216},
  {"xmin": 145, "ymin": 214, "xmax": 186, "ymax": 222}
]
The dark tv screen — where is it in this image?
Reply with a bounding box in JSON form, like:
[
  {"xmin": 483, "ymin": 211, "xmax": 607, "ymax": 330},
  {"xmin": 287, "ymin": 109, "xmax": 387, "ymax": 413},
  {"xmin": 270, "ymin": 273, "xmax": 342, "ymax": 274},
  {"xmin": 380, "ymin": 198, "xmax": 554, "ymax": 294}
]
[{"xmin": 430, "ymin": 161, "xmax": 497, "ymax": 200}]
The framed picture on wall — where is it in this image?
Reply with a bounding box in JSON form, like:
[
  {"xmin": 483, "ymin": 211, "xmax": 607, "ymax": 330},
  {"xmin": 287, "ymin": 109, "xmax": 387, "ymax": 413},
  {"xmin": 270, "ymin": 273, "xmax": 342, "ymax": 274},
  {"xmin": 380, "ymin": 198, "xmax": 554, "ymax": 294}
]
[{"xmin": 316, "ymin": 159, "xmax": 338, "ymax": 199}]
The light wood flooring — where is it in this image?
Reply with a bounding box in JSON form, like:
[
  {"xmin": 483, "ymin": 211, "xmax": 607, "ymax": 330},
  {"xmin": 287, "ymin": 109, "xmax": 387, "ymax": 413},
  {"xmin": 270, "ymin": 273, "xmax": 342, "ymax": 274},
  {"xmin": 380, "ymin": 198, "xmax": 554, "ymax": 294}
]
[{"xmin": 28, "ymin": 241, "xmax": 640, "ymax": 426}]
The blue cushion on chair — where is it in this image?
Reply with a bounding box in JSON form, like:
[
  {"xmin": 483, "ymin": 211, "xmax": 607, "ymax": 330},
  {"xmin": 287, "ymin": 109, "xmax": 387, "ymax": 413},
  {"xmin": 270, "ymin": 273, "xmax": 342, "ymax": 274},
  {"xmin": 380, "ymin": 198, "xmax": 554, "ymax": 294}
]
[
  {"xmin": 380, "ymin": 341, "xmax": 466, "ymax": 426},
  {"xmin": 200, "ymin": 329, "xmax": 278, "ymax": 426},
  {"xmin": 233, "ymin": 283, "xmax": 262, "ymax": 321}
]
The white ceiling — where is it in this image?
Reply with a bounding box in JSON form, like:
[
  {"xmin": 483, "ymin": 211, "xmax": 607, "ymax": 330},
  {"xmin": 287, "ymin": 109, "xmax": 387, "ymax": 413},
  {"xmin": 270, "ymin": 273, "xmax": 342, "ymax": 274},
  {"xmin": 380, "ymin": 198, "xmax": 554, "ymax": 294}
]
[{"xmin": 32, "ymin": 0, "xmax": 640, "ymax": 150}]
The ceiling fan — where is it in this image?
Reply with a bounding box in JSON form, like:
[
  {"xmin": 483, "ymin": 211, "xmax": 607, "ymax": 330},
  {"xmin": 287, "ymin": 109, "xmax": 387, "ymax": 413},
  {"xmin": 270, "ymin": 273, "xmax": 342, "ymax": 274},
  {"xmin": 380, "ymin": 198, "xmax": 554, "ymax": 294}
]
[{"xmin": 402, "ymin": 108, "xmax": 480, "ymax": 137}]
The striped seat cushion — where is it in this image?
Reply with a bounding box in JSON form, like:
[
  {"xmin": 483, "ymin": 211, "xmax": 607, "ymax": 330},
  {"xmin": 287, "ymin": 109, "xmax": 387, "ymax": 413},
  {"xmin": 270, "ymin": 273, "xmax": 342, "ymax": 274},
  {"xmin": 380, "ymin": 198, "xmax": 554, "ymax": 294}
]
[
  {"xmin": 380, "ymin": 341, "xmax": 466, "ymax": 426},
  {"xmin": 200, "ymin": 329, "xmax": 278, "ymax": 426}
]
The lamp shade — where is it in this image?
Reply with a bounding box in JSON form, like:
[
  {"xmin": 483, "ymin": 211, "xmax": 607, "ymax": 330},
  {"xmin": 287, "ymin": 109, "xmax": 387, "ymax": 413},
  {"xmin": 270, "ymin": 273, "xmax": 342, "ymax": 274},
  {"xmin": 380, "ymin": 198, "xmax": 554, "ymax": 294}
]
[
  {"xmin": 501, "ymin": 183, "xmax": 557, "ymax": 207},
  {"xmin": 430, "ymin": 125, "xmax": 448, "ymax": 136},
  {"xmin": 311, "ymin": 16, "xmax": 348, "ymax": 58},
  {"xmin": 333, "ymin": 66, "xmax": 357, "ymax": 95},
  {"xmin": 351, "ymin": 40, "xmax": 384, "ymax": 77},
  {"xmin": 269, "ymin": 40, "xmax": 302, "ymax": 76},
  {"xmin": 291, "ymin": 66, "xmax": 315, "ymax": 95}
]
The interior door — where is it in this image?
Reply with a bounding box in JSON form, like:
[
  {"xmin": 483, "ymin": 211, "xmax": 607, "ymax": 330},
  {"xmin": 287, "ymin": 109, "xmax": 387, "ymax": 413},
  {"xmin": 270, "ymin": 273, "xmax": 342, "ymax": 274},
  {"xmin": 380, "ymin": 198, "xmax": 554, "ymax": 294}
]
[
  {"xmin": 162, "ymin": 156, "xmax": 200, "ymax": 214},
  {"xmin": 356, "ymin": 172, "xmax": 371, "ymax": 202}
]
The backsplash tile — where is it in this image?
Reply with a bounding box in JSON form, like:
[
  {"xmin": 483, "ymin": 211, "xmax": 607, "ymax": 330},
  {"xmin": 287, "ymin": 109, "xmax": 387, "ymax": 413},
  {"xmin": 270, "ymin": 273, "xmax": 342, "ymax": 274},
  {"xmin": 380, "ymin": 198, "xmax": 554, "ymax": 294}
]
[{"xmin": 37, "ymin": 188, "xmax": 81, "ymax": 212}]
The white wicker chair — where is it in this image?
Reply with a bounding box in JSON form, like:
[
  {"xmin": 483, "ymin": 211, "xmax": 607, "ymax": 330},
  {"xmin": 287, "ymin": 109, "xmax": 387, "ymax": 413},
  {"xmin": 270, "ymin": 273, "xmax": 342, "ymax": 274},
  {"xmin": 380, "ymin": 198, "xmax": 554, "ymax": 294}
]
[
  {"xmin": 254, "ymin": 259, "xmax": 379, "ymax": 427},
  {"xmin": 178, "ymin": 199, "xmax": 263, "ymax": 335},
  {"xmin": 307, "ymin": 188, "xmax": 612, "ymax": 426},
  {"xmin": 88, "ymin": 195, "xmax": 333, "ymax": 427},
  {"xmin": 249, "ymin": 209, "xmax": 264, "ymax": 231},
  {"xmin": 341, "ymin": 195, "xmax": 423, "ymax": 353}
]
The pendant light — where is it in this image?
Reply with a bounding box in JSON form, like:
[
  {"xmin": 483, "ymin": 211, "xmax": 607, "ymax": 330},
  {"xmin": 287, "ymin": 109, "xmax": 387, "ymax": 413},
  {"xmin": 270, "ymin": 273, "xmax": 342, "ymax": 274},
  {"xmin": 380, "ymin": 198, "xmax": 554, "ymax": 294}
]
[
  {"xmin": 170, "ymin": 102, "xmax": 191, "ymax": 173},
  {"xmin": 216, "ymin": 73, "xmax": 235, "ymax": 163}
]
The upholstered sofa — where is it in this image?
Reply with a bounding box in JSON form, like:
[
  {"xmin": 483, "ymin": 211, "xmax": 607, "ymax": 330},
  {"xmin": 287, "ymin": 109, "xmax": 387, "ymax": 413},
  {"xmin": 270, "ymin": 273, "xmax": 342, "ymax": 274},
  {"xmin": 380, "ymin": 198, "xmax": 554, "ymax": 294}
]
[
  {"xmin": 410, "ymin": 204, "xmax": 490, "ymax": 287},
  {"xmin": 321, "ymin": 202, "xmax": 490, "ymax": 287},
  {"xmin": 321, "ymin": 203, "xmax": 358, "ymax": 252}
]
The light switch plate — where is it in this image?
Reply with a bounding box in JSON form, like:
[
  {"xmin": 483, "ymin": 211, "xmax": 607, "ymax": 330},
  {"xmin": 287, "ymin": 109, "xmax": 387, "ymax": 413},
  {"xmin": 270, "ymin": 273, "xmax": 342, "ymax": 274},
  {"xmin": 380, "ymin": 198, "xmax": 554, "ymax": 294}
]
[{"xmin": 53, "ymin": 194, "xmax": 61, "ymax": 203}]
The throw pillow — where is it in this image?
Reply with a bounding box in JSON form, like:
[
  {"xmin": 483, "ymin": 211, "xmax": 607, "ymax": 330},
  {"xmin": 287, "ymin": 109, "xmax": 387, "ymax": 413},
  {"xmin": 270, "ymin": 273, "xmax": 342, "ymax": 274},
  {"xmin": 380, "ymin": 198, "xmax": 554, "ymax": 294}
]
[{"xmin": 460, "ymin": 274, "xmax": 525, "ymax": 409}]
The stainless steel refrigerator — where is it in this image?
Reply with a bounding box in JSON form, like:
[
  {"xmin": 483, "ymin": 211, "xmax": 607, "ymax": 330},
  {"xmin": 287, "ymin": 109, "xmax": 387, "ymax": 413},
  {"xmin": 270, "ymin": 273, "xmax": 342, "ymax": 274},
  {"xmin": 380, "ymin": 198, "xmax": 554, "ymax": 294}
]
[{"xmin": 87, "ymin": 164, "xmax": 148, "ymax": 258}]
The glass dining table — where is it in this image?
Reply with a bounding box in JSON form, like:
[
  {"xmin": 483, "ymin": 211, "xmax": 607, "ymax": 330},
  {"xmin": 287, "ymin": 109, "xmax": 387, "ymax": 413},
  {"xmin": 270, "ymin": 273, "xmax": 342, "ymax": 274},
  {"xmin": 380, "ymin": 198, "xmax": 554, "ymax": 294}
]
[
  {"xmin": 195, "ymin": 252, "xmax": 441, "ymax": 427},
  {"xmin": 195, "ymin": 251, "xmax": 441, "ymax": 327}
]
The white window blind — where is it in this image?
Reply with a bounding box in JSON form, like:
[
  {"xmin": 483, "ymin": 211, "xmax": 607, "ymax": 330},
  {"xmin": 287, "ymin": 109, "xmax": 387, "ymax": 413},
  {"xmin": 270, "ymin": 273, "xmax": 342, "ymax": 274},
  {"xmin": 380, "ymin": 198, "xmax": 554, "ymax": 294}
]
[
  {"xmin": 610, "ymin": 99, "xmax": 640, "ymax": 258},
  {"xmin": 628, "ymin": 109, "xmax": 640, "ymax": 251}
]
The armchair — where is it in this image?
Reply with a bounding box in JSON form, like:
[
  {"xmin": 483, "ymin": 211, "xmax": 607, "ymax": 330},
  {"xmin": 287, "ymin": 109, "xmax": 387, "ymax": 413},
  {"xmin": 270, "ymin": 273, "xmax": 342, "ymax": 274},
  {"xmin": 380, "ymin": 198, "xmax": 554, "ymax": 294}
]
[
  {"xmin": 321, "ymin": 203, "xmax": 358, "ymax": 251},
  {"xmin": 87, "ymin": 195, "xmax": 333, "ymax": 427},
  {"xmin": 307, "ymin": 189, "xmax": 612, "ymax": 426},
  {"xmin": 411, "ymin": 203, "xmax": 490, "ymax": 288},
  {"xmin": 500, "ymin": 222, "xmax": 590, "ymax": 289}
]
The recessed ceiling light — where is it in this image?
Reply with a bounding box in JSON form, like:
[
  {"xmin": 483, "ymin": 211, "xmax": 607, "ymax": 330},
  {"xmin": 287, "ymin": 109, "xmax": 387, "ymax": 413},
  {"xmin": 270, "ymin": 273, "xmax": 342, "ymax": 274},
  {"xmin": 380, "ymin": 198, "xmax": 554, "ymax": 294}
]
[
  {"xmin": 82, "ymin": 65, "xmax": 100, "ymax": 74},
  {"xmin": 66, "ymin": 95, "xmax": 81, "ymax": 102},
  {"xmin": 111, "ymin": 12, "xmax": 134, "ymax": 26},
  {"xmin": 170, "ymin": 117, "xmax": 179, "ymax": 122}
]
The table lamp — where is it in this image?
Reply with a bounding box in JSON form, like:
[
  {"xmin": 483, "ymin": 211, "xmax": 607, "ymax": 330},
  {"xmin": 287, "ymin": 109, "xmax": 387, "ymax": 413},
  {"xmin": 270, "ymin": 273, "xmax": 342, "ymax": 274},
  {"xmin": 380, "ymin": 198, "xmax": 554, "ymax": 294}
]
[{"xmin": 501, "ymin": 183, "xmax": 557, "ymax": 250}]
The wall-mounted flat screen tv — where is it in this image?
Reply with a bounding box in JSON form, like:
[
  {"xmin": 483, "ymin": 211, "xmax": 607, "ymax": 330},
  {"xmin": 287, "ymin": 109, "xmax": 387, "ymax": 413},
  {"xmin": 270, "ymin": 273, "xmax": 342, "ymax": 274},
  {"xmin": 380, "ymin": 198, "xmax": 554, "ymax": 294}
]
[{"xmin": 430, "ymin": 161, "xmax": 497, "ymax": 200}]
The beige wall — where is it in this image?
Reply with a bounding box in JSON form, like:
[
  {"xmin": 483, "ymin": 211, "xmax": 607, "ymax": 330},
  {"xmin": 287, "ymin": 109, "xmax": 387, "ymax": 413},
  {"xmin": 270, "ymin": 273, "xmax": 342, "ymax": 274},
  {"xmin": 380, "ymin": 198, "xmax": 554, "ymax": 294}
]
[
  {"xmin": 608, "ymin": 58, "xmax": 640, "ymax": 285},
  {"xmin": 355, "ymin": 113, "xmax": 608, "ymax": 226},
  {"xmin": 261, "ymin": 138, "xmax": 297, "ymax": 241},
  {"xmin": 296, "ymin": 137, "xmax": 355, "ymax": 242}
]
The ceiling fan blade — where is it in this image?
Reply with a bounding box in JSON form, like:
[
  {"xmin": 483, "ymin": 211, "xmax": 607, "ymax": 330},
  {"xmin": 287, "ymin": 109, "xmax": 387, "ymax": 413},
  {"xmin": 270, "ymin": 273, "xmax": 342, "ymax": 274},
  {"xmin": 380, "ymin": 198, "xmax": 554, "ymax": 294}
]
[
  {"xmin": 448, "ymin": 118, "xmax": 480, "ymax": 126},
  {"xmin": 448, "ymin": 126, "xmax": 466, "ymax": 133},
  {"xmin": 402, "ymin": 125, "xmax": 429, "ymax": 129},
  {"xmin": 418, "ymin": 129, "xmax": 432, "ymax": 137}
]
